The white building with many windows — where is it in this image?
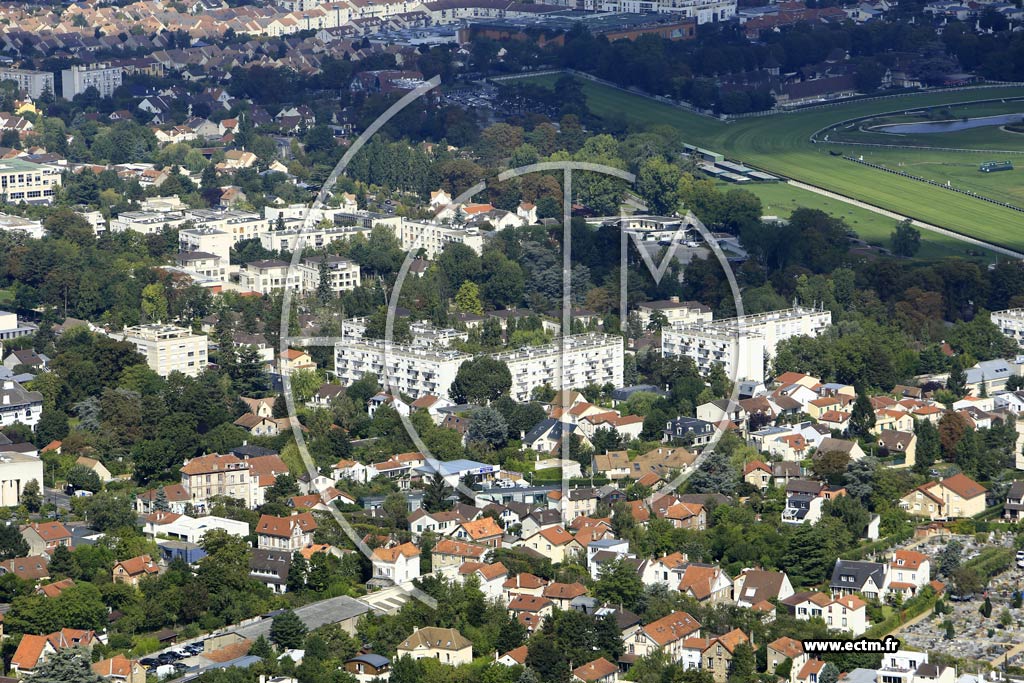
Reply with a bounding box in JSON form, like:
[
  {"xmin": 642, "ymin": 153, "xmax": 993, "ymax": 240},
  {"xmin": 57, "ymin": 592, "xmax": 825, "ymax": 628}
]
[
  {"xmin": 0, "ymin": 68, "xmax": 54, "ymax": 98},
  {"xmin": 61, "ymin": 63, "xmax": 123, "ymax": 99},
  {"xmin": 117, "ymin": 324, "xmax": 209, "ymax": 377},
  {"xmin": 492, "ymin": 333, "xmax": 624, "ymax": 402},
  {"xmin": 0, "ymin": 158, "xmax": 61, "ymax": 204},
  {"xmin": 335, "ymin": 339, "xmax": 471, "ymax": 398},
  {"xmin": 397, "ymin": 220, "xmax": 484, "ymax": 258},
  {"xmin": 0, "ymin": 311, "xmax": 37, "ymax": 342},
  {"xmin": 992, "ymin": 308, "xmax": 1024, "ymax": 346},
  {"xmin": 662, "ymin": 307, "xmax": 831, "ymax": 381},
  {"xmin": 237, "ymin": 259, "xmax": 301, "ymax": 294},
  {"xmin": 298, "ymin": 255, "xmax": 361, "ymax": 294},
  {"xmin": 111, "ymin": 210, "xmax": 189, "ymax": 235},
  {"xmin": 0, "ymin": 380, "xmax": 43, "ymax": 429}
]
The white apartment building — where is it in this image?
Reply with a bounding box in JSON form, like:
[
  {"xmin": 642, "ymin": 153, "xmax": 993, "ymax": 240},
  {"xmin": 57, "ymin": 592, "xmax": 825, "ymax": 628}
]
[
  {"xmin": 117, "ymin": 324, "xmax": 209, "ymax": 378},
  {"xmin": 110, "ymin": 210, "xmax": 190, "ymax": 235},
  {"xmin": 237, "ymin": 259, "xmax": 301, "ymax": 294},
  {"xmin": 335, "ymin": 339, "xmax": 471, "ymax": 398},
  {"xmin": 61, "ymin": 63, "xmax": 123, "ymax": 99},
  {"xmin": 259, "ymin": 224, "xmax": 370, "ymax": 253},
  {"xmin": 0, "ymin": 68, "xmax": 54, "ymax": 98},
  {"xmin": 0, "ymin": 214, "xmax": 45, "ymax": 240},
  {"xmin": 637, "ymin": 297, "xmax": 713, "ymax": 328},
  {"xmin": 186, "ymin": 209, "xmax": 268, "ymax": 243},
  {"xmin": 179, "ymin": 227, "xmax": 233, "ymax": 263},
  {"xmin": 992, "ymin": 308, "xmax": 1024, "ymax": 346},
  {"xmin": 663, "ymin": 307, "xmax": 832, "ymax": 381},
  {"xmin": 298, "ymin": 255, "xmax": 361, "ymax": 293},
  {"xmin": 175, "ymin": 252, "xmax": 226, "ymax": 280},
  {"xmin": 0, "ymin": 380, "xmax": 43, "ymax": 429},
  {"xmin": 0, "ymin": 451, "xmax": 44, "ymax": 506},
  {"xmin": 664, "ymin": 321, "xmax": 766, "ymax": 382},
  {"xmin": 491, "ymin": 333, "xmax": 624, "ymax": 402},
  {"xmin": 0, "ymin": 311, "xmax": 36, "ymax": 341},
  {"xmin": 0, "ymin": 159, "xmax": 61, "ymax": 204},
  {"xmin": 398, "ymin": 220, "xmax": 484, "ymax": 258}
]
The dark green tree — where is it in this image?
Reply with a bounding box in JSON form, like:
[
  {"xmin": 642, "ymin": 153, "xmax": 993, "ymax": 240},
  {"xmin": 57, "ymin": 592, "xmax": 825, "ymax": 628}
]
[
  {"xmin": 0, "ymin": 524, "xmax": 29, "ymax": 560},
  {"xmin": 728, "ymin": 642, "xmax": 757, "ymax": 683},
  {"xmin": 21, "ymin": 479, "xmax": 41, "ymax": 513},
  {"xmin": 947, "ymin": 361, "xmax": 967, "ymax": 398},
  {"xmin": 850, "ymin": 390, "xmax": 875, "ymax": 437},
  {"xmin": 250, "ymin": 634, "xmax": 274, "ymax": 659},
  {"xmin": 890, "ymin": 220, "xmax": 921, "ymax": 257},
  {"xmin": 819, "ymin": 663, "xmax": 840, "ymax": 683},
  {"xmin": 269, "ymin": 609, "xmax": 308, "ymax": 649},
  {"xmin": 467, "ymin": 406, "xmax": 509, "ymax": 448},
  {"xmin": 592, "ymin": 558, "xmax": 644, "ymax": 612},
  {"xmin": 423, "ymin": 472, "xmax": 453, "ymax": 513},
  {"xmin": 287, "ymin": 552, "xmax": 308, "ymax": 593},
  {"xmin": 449, "ymin": 357, "xmax": 512, "ymax": 404},
  {"xmin": 28, "ymin": 647, "xmax": 101, "ymax": 683},
  {"xmin": 914, "ymin": 419, "xmax": 941, "ymax": 474}
]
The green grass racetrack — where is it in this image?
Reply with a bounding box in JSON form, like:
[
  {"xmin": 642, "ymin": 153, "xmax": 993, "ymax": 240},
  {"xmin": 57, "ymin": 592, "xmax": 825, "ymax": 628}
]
[{"xmin": 525, "ymin": 75, "xmax": 1024, "ymax": 253}]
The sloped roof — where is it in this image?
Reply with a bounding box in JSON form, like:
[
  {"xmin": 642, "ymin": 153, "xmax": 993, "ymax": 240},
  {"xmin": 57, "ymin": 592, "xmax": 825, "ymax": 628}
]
[
  {"xmin": 372, "ymin": 542, "xmax": 420, "ymax": 562},
  {"xmin": 115, "ymin": 555, "xmax": 159, "ymax": 577},
  {"xmin": 433, "ymin": 538, "xmax": 485, "ymax": 558},
  {"xmin": 11, "ymin": 634, "xmax": 49, "ymax": 671},
  {"xmin": 769, "ymin": 636, "xmax": 804, "ymax": 658},
  {"xmin": 398, "ymin": 626, "xmax": 471, "ymax": 652},
  {"xmin": 940, "ymin": 473, "xmax": 986, "ymax": 500},
  {"xmin": 641, "ymin": 611, "xmax": 700, "ymax": 646},
  {"xmin": 256, "ymin": 512, "xmax": 317, "ymax": 538},
  {"xmin": 573, "ymin": 657, "xmax": 618, "ymax": 682}
]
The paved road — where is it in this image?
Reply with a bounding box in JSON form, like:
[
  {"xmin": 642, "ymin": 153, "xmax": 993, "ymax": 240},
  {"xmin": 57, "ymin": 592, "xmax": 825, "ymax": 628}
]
[
  {"xmin": 788, "ymin": 180, "xmax": 1024, "ymax": 260},
  {"xmin": 44, "ymin": 486, "xmax": 70, "ymax": 512}
]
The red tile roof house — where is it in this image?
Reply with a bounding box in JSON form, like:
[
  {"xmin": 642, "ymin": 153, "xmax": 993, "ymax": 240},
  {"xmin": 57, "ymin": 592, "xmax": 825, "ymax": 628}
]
[
  {"xmin": 543, "ymin": 581, "xmax": 588, "ymax": 610},
  {"xmin": 508, "ymin": 594, "xmax": 553, "ymax": 633},
  {"xmin": 574, "ymin": 656, "xmax": 619, "ymax": 683},
  {"xmin": 624, "ymin": 611, "xmax": 701, "ymax": 664},
  {"xmin": 20, "ymin": 521, "xmax": 72, "ymax": 556},
  {"xmin": 0, "ymin": 555, "xmax": 50, "ymax": 582},
  {"xmin": 112, "ymin": 555, "xmax": 160, "ymax": 587},
  {"xmin": 432, "ymin": 538, "xmax": 486, "ymax": 571},
  {"xmin": 38, "ymin": 577, "xmax": 75, "ymax": 598},
  {"xmin": 92, "ymin": 654, "xmax": 146, "ymax": 683},
  {"xmin": 11, "ymin": 629, "xmax": 96, "ymax": 676},
  {"xmin": 255, "ymin": 512, "xmax": 317, "ymax": 552},
  {"xmin": 452, "ymin": 517, "xmax": 503, "ymax": 548}
]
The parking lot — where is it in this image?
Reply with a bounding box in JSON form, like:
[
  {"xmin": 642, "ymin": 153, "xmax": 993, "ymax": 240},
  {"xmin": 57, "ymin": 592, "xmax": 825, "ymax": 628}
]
[{"xmin": 139, "ymin": 639, "xmax": 210, "ymax": 677}]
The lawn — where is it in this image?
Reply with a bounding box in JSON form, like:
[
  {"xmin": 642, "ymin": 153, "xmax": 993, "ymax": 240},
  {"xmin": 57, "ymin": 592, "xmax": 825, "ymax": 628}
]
[
  {"xmin": 721, "ymin": 181, "xmax": 995, "ymax": 260},
  {"xmin": 846, "ymin": 147, "xmax": 1024, "ymax": 207},
  {"xmin": 522, "ymin": 75, "xmax": 1024, "ymax": 251},
  {"xmin": 827, "ymin": 99, "xmax": 1024, "ymax": 149}
]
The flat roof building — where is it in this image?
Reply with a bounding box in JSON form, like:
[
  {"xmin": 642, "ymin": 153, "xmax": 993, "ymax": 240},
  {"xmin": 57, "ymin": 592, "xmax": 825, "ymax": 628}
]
[
  {"xmin": 662, "ymin": 307, "xmax": 831, "ymax": 382},
  {"xmin": 491, "ymin": 333, "xmax": 624, "ymax": 402},
  {"xmin": 0, "ymin": 68, "xmax": 54, "ymax": 99},
  {"xmin": 335, "ymin": 338, "xmax": 472, "ymax": 399},
  {"xmin": 117, "ymin": 324, "xmax": 209, "ymax": 378}
]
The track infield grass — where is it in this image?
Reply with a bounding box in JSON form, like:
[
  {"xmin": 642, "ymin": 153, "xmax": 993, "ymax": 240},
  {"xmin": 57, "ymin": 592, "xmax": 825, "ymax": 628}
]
[{"xmin": 522, "ymin": 75, "xmax": 1024, "ymax": 252}]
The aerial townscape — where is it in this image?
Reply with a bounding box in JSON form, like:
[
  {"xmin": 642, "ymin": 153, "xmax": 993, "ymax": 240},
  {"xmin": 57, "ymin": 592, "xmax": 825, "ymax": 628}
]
[{"xmin": 0, "ymin": 0, "xmax": 1024, "ymax": 681}]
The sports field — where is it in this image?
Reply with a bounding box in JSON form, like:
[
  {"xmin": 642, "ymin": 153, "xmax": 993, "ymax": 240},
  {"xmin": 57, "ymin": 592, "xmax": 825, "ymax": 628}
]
[
  {"xmin": 523, "ymin": 74, "xmax": 1024, "ymax": 253},
  {"xmin": 826, "ymin": 99, "xmax": 1024, "ymax": 149},
  {"xmin": 720, "ymin": 181, "xmax": 994, "ymax": 260}
]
